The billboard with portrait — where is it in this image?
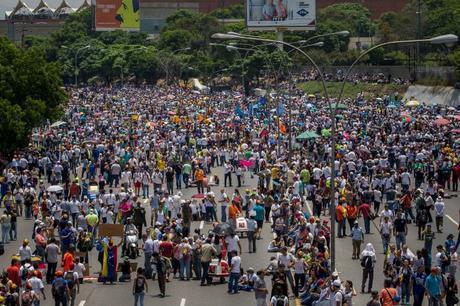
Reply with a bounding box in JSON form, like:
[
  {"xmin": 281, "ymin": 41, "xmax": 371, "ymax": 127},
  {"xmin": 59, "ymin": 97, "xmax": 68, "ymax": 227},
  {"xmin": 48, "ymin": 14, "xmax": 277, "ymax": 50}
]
[
  {"xmin": 95, "ymin": 0, "xmax": 140, "ymax": 31},
  {"xmin": 247, "ymin": 0, "xmax": 316, "ymax": 31}
]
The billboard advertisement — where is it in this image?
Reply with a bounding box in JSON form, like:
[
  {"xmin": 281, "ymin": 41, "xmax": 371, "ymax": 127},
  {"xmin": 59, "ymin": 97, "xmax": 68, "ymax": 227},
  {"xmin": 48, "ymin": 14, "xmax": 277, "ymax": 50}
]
[
  {"xmin": 95, "ymin": 0, "xmax": 140, "ymax": 31},
  {"xmin": 247, "ymin": 0, "xmax": 316, "ymax": 31}
]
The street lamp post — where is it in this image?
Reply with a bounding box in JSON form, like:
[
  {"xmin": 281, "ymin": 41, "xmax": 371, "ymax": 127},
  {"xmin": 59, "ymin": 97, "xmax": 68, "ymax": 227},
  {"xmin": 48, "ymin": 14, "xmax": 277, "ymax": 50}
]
[
  {"xmin": 212, "ymin": 32, "xmax": 458, "ymax": 272},
  {"xmin": 62, "ymin": 45, "xmax": 91, "ymax": 88}
]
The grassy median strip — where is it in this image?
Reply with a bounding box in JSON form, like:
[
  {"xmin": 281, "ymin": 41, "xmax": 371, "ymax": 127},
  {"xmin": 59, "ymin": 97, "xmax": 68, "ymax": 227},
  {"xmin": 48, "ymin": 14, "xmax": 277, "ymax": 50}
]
[{"xmin": 298, "ymin": 81, "xmax": 408, "ymax": 99}]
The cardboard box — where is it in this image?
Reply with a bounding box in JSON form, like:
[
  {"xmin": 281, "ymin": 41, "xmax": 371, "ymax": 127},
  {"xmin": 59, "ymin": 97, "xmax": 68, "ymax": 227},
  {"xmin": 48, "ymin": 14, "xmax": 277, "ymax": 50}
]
[{"xmin": 98, "ymin": 224, "xmax": 124, "ymax": 237}]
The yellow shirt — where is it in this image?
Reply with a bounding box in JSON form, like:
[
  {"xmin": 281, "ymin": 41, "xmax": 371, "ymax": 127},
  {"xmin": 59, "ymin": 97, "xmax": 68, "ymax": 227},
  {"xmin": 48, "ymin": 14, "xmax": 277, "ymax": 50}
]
[
  {"xmin": 157, "ymin": 160, "xmax": 165, "ymax": 171},
  {"xmin": 271, "ymin": 167, "xmax": 279, "ymax": 180}
]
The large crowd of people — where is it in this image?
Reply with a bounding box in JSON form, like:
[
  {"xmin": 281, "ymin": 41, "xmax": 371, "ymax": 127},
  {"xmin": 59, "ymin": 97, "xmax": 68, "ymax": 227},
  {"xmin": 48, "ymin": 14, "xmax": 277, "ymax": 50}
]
[{"xmin": 0, "ymin": 82, "xmax": 458, "ymax": 306}]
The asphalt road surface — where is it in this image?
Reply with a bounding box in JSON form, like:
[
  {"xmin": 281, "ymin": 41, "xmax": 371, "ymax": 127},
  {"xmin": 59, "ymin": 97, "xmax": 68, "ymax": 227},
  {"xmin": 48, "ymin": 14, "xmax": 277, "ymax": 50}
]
[{"xmin": 2, "ymin": 165, "xmax": 459, "ymax": 306}]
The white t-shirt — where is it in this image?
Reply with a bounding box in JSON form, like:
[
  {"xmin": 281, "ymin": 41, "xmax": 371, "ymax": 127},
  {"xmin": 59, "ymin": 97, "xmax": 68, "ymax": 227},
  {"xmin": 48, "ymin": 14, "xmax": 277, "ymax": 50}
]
[
  {"xmin": 277, "ymin": 253, "xmax": 294, "ymax": 271},
  {"xmin": 230, "ymin": 256, "xmax": 241, "ymax": 273},
  {"xmin": 28, "ymin": 276, "xmax": 44, "ymax": 293},
  {"xmin": 74, "ymin": 263, "xmax": 86, "ymax": 278},
  {"xmin": 331, "ymin": 290, "xmax": 343, "ymax": 306},
  {"xmin": 225, "ymin": 235, "xmax": 240, "ymax": 252},
  {"xmin": 294, "ymin": 258, "xmax": 305, "ymax": 274}
]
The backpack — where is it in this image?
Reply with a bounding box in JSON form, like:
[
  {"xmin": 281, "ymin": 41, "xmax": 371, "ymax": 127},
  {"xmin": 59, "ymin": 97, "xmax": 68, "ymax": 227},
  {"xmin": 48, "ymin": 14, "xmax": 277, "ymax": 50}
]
[
  {"xmin": 20, "ymin": 267, "xmax": 29, "ymax": 281},
  {"xmin": 441, "ymin": 252, "xmax": 451, "ymax": 268},
  {"xmin": 361, "ymin": 255, "xmax": 373, "ymax": 269},
  {"xmin": 65, "ymin": 272, "xmax": 75, "ymax": 290},
  {"xmin": 336, "ymin": 290, "xmax": 347, "ymax": 304},
  {"xmin": 417, "ymin": 209, "xmax": 427, "ymax": 224},
  {"xmin": 52, "ymin": 277, "xmax": 67, "ymax": 298},
  {"xmin": 274, "ymin": 295, "xmax": 286, "ymax": 306},
  {"xmin": 21, "ymin": 291, "xmax": 33, "ymax": 306},
  {"xmin": 5, "ymin": 293, "xmax": 15, "ymax": 306}
]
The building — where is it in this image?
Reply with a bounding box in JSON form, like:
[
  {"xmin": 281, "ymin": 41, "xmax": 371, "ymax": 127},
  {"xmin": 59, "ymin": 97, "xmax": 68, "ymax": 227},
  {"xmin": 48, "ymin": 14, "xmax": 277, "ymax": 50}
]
[
  {"xmin": 1, "ymin": 0, "xmax": 409, "ymax": 41},
  {"xmin": 0, "ymin": 0, "xmax": 89, "ymax": 43}
]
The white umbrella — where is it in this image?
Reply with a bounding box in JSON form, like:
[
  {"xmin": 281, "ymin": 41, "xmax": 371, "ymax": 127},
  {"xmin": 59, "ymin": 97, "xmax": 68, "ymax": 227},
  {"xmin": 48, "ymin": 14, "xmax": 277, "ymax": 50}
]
[
  {"xmin": 50, "ymin": 121, "xmax": 67, "ymax": 128},
  {"xmin": 47, "ymin": 185, "xmax": 63, "ymax": 193}
]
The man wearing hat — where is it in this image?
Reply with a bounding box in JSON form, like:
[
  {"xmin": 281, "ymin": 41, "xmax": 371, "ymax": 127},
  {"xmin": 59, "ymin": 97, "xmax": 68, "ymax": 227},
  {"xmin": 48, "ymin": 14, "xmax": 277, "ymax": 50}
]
[
  {"xmin": 51, "ymin": 271, "xmax": 69, "ymax": 306},
  {"xmin": 330, "ymin": 279, "xmax": 344, "ymax": 305}
]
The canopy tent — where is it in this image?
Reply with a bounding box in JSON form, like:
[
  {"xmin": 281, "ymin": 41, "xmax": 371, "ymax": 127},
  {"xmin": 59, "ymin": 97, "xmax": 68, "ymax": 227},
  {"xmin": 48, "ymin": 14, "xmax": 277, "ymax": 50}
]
[{"xmin": 296, "ymin": 131, "xmax": 320, "ymax": 140}]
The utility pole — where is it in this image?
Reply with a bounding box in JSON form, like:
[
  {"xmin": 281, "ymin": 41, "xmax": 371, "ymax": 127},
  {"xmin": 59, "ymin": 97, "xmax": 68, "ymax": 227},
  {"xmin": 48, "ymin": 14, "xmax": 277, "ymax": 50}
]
[{"xmin": 415, "ymin": 0, "xmax": 422, "ymax": 80}]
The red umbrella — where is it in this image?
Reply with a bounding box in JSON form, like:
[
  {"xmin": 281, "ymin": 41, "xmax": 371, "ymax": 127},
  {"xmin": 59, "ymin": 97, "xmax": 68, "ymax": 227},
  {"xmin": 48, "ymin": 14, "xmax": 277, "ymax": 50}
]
[
  {"xmin": 434, "ymin": 118, "xmax": 450, "ymax": 126},
  {"xmin": 191, "ymin": 194, "xmax": 205, "ymax": 199}
]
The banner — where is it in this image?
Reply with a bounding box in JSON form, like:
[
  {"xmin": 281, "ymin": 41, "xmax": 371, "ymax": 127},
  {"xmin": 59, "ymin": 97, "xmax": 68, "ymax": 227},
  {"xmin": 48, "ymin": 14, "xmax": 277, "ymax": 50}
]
[
  {"xmin": 95, "ymin": 0, "xmax": 140, "ymax": 31},
  {"xmin": 247, "ymin": 0, "xmax": 316, "ymax": 31}
]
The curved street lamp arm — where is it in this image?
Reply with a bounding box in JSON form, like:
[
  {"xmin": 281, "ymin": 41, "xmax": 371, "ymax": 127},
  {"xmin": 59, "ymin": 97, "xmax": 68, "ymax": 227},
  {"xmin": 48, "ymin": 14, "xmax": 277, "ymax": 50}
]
[
  {"xmin": 218, "ymin": 34, "xmax": 330, "ymax": 104},
  {"xmin": 337, "ymin": 38, "xmax": 432, "ymax": 107}
]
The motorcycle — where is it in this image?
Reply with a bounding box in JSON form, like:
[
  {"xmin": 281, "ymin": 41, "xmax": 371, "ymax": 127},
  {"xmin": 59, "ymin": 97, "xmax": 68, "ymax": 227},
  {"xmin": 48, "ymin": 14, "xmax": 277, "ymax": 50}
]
[{"xmin": 124, "ymin": 229, "xmax": 139, "ymax": 259}]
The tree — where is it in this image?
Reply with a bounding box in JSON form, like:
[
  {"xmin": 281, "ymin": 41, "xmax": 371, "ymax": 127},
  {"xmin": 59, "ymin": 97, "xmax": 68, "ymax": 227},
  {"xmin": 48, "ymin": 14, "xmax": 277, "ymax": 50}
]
[
  {"xmin": 210, "ymin": 3, "xmax": 245, "ymax": 19},
  {"xmin": 0, "ymin": 38, "xmax": 66, "ymax": 156},
  {"xmin": 318, "ymin": 3, "xmax": 377, "ymax": 37},
  {"xmin": 159, "ymin": 29, "xmax": 195, "ymax": 51}
]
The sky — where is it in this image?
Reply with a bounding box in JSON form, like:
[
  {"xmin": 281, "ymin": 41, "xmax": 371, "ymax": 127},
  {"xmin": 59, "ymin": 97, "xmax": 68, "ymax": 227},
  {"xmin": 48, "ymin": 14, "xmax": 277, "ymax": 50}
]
[{"xmin": 0, "ymin": 0, "xmax": 87, "ymax": 19}]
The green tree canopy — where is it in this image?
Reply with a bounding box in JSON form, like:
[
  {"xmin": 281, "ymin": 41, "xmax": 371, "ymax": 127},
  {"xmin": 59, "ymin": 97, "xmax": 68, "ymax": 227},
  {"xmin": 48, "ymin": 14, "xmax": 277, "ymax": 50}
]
[{"xmin": 0, "ymin": 38, "xmax": 66, "ymax": 156}]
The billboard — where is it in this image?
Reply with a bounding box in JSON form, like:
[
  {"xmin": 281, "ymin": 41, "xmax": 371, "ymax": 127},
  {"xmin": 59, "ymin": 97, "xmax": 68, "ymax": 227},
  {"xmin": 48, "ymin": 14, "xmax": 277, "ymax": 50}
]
[
  {"xmin": 95, "ymin": 0, "xmax": 140, "ymax": 31},
  {"xmin": 247, "ymin": 0, "xmax": 316, "ymax": 31}
]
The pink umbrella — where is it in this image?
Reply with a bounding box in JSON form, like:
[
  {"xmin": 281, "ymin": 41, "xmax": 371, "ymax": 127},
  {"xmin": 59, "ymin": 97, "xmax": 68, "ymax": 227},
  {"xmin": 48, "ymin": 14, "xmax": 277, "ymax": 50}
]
[
  {"xmin": 434, "ymin": 118, "xmax": 450, "ymax": 126},
  {"xmin": 239, "ymin": 160, "xmax": 254, "ymax": 167},
  {"xmin": 454, "ymin": 115, "xmax": 460, "ymax": 121},
  {"xmin": 191, "ymin": 194, "xmax": 205, "ymax": 199},
  {"xmin": 452, "ymin": 129, "xmax": 460, "ymax": 134}
]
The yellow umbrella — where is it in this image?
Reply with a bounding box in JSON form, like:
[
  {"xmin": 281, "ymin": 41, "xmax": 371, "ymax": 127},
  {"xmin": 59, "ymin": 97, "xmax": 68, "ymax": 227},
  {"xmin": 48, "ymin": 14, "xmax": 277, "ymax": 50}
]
[{"xmin": 405, "ymin": 100, "xmax": 420, "ymax": 107}]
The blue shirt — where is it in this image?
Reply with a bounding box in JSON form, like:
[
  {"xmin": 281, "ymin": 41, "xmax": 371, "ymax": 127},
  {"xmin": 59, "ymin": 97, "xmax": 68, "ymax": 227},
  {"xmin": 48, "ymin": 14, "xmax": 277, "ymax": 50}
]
[
  {"xmin": 247, "ymin": 219, "xmax": 257, "ymax": 232},
  {"xmin": 60, "ymin": 228, "xmax": 72, "ymax": 245},
  {"xmin": 351, "ymin": 226, "xmax": 363, "ymax": 241},
  {"xmin": 424, "ymin": 274, "xmax": 441, "ymax": 296},
  {"xmin": 412, "ymin": 272, "xmax": 426, "ymax": 295}
]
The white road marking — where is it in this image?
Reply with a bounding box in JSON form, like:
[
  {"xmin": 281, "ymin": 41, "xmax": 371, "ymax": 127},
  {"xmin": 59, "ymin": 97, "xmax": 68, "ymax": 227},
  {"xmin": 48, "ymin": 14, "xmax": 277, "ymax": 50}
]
[
  {"xmin": 199, "ymin": 221, "xmax": 204, "ymax": 230},
  {"xmin": 446, "ymin": 214, "xmax": 459, "ymax": 226},
  {"xmin": 180, "ymin": 298, "xmax": 186, "ymax": 306},
  {"xmin": 78, "ymin": 301, "xmax": 86, "ymax": 306}
]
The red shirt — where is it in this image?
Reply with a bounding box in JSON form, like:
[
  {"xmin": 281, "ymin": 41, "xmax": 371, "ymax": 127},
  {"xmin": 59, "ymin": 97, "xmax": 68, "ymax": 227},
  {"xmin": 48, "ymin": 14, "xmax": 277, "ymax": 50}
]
[
  {"xmin": 159, "ymin": 241, "xmax": 173, "ymax": 258},
  {"xmin": 359, "ymin": 203, "xmax": 371, "ymax": 219},
  {"xmin": 7, "ymin": 265, "xmax": 21, "ymax": 287}
]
